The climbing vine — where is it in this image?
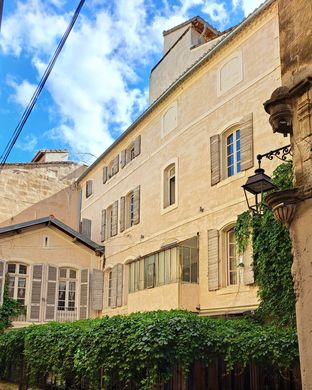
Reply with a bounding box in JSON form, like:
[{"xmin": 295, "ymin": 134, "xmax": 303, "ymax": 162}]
[
  {"xmin": 0, "ymin": 275, "xmax": 24, "ymax": 333},
  {"xmin": 235, "ymin": 161, "xmax": 295, "ymax": 326}
]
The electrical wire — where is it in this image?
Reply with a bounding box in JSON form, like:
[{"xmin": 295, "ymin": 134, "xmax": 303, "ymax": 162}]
[{"xmin": 0, "ymin": 0, "xmax": 86, "ymax": 169}]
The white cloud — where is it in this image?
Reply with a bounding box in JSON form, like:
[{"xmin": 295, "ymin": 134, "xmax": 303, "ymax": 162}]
[
  {"xmin": 16, "ymin": 134, "xmax": 38, "ymax": 152},
  {"xmin": 232, "ymin": 0, "xmax": 264, "ymax": 16},
  {"xmin": 202, "ymin": 2, "xmax": 228, "ymax": 24},
  {"xmin": 7, "ymin": 78, "xmax": 37, "ymax": 109}
]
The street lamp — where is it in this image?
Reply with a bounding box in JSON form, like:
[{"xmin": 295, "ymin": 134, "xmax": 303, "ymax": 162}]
[{"xmin": 242, "ymin": 145, "xmax": 291, "ymax": 215}]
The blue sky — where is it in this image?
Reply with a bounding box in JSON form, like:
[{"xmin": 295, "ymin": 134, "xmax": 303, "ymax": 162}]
[{"xmin": 0, "ymin": 0, "xmax": 263, "ymax": 164}]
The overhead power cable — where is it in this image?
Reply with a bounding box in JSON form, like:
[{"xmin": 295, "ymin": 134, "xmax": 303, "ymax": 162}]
[{"xmin": 0, "ymin": 0, "xmax": 85, "ymax": 169}]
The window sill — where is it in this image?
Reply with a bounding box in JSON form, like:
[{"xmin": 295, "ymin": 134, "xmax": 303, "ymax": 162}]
[
  {"xmin": 216, "ymin": 284, "xmax": 250, "ymax": 295},
  {"xmin": 216, "ymin": 171, "xmax": 246, "ymax": 189},
  {"xmin": 161, "ymin": 203, "xmax": 178, "ymax": 215}
]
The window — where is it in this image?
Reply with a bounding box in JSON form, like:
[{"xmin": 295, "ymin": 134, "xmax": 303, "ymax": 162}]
[
  {"xmin": 126, "ymin": 191, "xmax": 135, "ymax": 228},
  {"xmin": 8, "ymin": 263, "xmax": 28, "ymax": 305},
  {"xmin": 86, "ymin": 180, "xmax": 93, "ymax": 198},
  {"xmin": 106, "ymin": 205, "xmax": 113, "ymax": 239},
  {"xmin": 226, "ymin": 129, "xmax": 241, "ymax": 177},
  {"xmin": 122, "ymin": 187, "xmax": 140, "ymax": 230},
  {"xmin": 107, "ymin": 264, "xmax": 123, "ymax": 308},
  {"xmin": 180, "ymin": 237, "xmax": 199, "ymax": 283},
  {"xmin": 121, "ymin": 135, "xmax": 141, "ymax": 168},
  {"xmin": 57, "ymin": 268, "xmax": 77, "ymax": 311},
  {"xmin": 227, "ymin": 228, "xmax": 238, "ymax": 285},
  {"xmin": 163, "ymin": 163, "xmax": 176, "ymax": 209},
  {"xmin": 108, "ymin": 271, "xmax": 112, "ymax": 307}
]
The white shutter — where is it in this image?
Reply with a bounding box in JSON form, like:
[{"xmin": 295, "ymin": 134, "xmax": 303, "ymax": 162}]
[
  {"xmin": 110, "ymin": 265, "xmax": 118, "ymax": 309},
  {"xmin": 208, "ymin": 229, "xmax": 219, "ymax": 291},
  {"xmin": 112, "ymin": 200, "xmax": 118, "ymax": 236},
  {"xmin": 133, "ymin": 186, "xmax": 140, "ymax": 225},
  {"xmin": 29, "ymin": 264, "xmax": 43, "ymax": 321},
  {"xmin": 103, "ymin": 166, "xmax": 108, "ymax": 184},
  {"xmin": 0, "ymin": 260, "xmax": 5, "ymax": 305},
  {"xmin": 210, "ymin": 135, "xmax": 220, "ymax": 185},
  {"xmin": 100, "ymin": 210, "xmax": 106, "ymax": 242},
  {"xmin": 45, "ymin": 265, "xmax": 57, "ymax": 321},
  {"xmin": 120, "ymin": 150, "xmax": 126, "ymax": 168},
  {"xmin": 133, "ymin": 135, "xmax": 141, "ymax": 157},
  {"xmin": 79, "ymin": 269, "xmax": 89, "ymax": 319},
  {"xmin": 91, "ymin": 269, "xmax": 104, "ymax": 311},
  {"xmin": 120, "ymin": 197, "xmax": 125, "ymax": 233},
  {"xmin": 116, "ymin": 264, "xmax": 123, "ymax": 307},
  {"xmin": 240, "ymin": 113, "xmax": 254, "ymax": 171}
]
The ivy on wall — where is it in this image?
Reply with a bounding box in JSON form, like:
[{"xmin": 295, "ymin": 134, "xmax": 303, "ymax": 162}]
[
  {"xmin": 0, "ymin": 311, "xmax": 299, "ymax": 389},
  {"xmin": 0, "ymin": 276, "xmax": 24, "ymax": 333},
  {"xmin": 235, "ymin": 161, "xmax": 295, "ymax": 327}
]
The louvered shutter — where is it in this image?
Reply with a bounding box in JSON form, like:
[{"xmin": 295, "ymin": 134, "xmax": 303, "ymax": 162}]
[
  {"xmin": 103, "ymin": 166, "xmax": 108, "ymax": 184},
  {"xmin": 210, "ymin": 135, "xmax": 220, "ymax": 185},
  {"xmin": 86, "ymin": 180, "xmax": 93, "ymax": 197},
  {"xmin": 112, "ymin": 200, "xmax": 118, "ymax": 236},
  {"xmin": 120, "ymin": 197, "xmax": 125, "ymax": 232},
  {"xmin": 0, "ymin": 260, "xmax": 5, "ymax": 305},
  {"xmin": 79, "ymin": 269, "xmax": 89, "ymax": 319},
  {"xmin": 110, "ymin": 265, "xmax": 118, "ymax": 309},
  {"xmin": 208, "ymin": 229, "xmax": 219, "ymax": 291},
  {"xmin": 100, "ymin": 210, "xmax": 106, "ymax": 242},
  {"xmin": 133, "ymin": 186, "xmax": 140, "ymax": 225},
  {"xmin": 91, "ymin": 269, "xmax": 104, "ymax": 310},
  {"xmin": 240, "ymin": 113, "xmax": 254, "ymax": 171},
  {"xmin": 243, "ymin": 246, "xmax": 254, "ymax": 285},
  {"xmin": 133, "ymin": 135, "xmax": 141, "ymax": 157},
  {"xmin": 113, "ymin": 155, "xmax": 119, "ymax": 175},
  {"xmin": 30, "ymin": 264, "xmax": 43, "ymax": 321},
  {"xmin": 120, "ymin": 150, "xmax": 126, "ymax": 168},
  {"xmin": 45, "ymin": 265, "xmax": 57, "ymax": 320},
  {"xmin": 116, "ymin": 264, "xmax": 123, "ymax": 307},
  {"xmin": 81, "ymin": 218, "xmax": 92, "ymax": 239}
]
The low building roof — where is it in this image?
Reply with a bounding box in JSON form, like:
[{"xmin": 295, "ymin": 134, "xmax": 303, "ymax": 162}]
[{"xmin": 0, "ymin": 216, "xmax": 104, "ymax": 255}]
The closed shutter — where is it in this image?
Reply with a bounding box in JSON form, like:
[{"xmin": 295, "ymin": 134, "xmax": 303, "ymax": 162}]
[
  {"xmin": 103, "ymin": 166, "xmax": 108, "ymax": 184},
  {"xmin": 79, "ymin": 269, "xmax": 89, "ymax": 319},
  {"xmin": 120, "ymin": 150, "xmax": 126, "ymax": 168},
  {"xmin": 133, "ymin": 135, "xmax": 141, "ymax": 157},
  {"xmin": 112, "ymin": 200, "xmax": 118, "ymax": 236},
  {"xmin": 81, "ymin": 218, "xmax": 92, "ymax": 239},
  {"xmin": 210, "ymin": 135, "xmax": 220, "ymax": 185},
  {"xmin": 120, "ymin": 197, "xmax": 125, "ymax": 232},
  {"xmin": 133, "ymin": 186, "xmax": 140, "ymax": 225},
  {"xmin": 126, "ymin": 149, "xmax": 131, "ymax": 164},
  {"xmin": 30, "ymin": 264, "xmax": 43, "ymax": 321},
  {"xmin": 208, "ymin": 229, "xmax": 219, "ymax": 291},
  {"xmin": 0, "ymin": 260, "xmax": 5, "ymax": 305},
  {"xmin": 243, "ymin": 246, "xmax": 254, "ymax": 285},
  {"xmin": 45, "ymin": 265, "xmax": 57, "ymax": 320},
  {"xmin": 110, "ymin": 265, "xmax": 118, "ymax": 309},
  {"xmin": 100, "ymin": 210, "xmax": 106, "ymax": 242},
  {"xmin": 240, "ymin": 113, "xmax": 254, "ymax": 171},
  {"xmin": 113, "ymin": 155, "xmax": 119, "ymax": 175},
  {"xmin": 86, "ymin": 180, "xmax": 93, "ymax": 197},
  {"xmin": 116, "ymin": 264, "xmax": 123, "ymax": 307},
  {"xmin": 91, "ymin": 269, "xmax": 104, "ymax": 311}
]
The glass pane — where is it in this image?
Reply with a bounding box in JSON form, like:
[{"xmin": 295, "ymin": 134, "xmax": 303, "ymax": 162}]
[
  {"xmin": 60, "ymin": 268, "xmax": 67, "ymax": 278},
  {"xmin": 17, "ymin": 287, "xmax": 25, "ymax": 299},
  {"xmin": 58, "ymin": 301, "xmax": 65, "ymax": 310},
  {"xmin": 18, "ymin": 278, "xmax": 26, "ymax": 288},
  {"xmin": 8, "ymin": 264, "xmax": 16, "ymax": 274},
  {"xmin": 17, "ymin": 298, "xmax": 25, "ymax": 305},
  {"xmin": 164, "ymin": 250, "xmax": 171, "ymax": 284},
  {"xmin": 69, "ymin": 282, "xmax": 76, "ymax": 291},
  {"xmin": 19, "ymin": 265, "xmax": 27, "ymax": 274},
  {"xmin": 227, "ymin": 134, "xmax": 233, "ymax": 145},
  {"xmin": 227, "ymin": 143, "xmax": 234, "ymax": 155},
  {"xmin": 68, "ymin": 291, "xmax": 75, "ymax": 301},
  {"xmin": 8, "ymin": 276, "xmax": 15, "ymax": 288},
  {"xmin": 191, "ymin": 261, "xmax": 198, "ymax": 283},
  {"xmin": 169, "ymin": 177, "xmax": 175, "ymax": 205},
  {"xmin": 69, "ymin": 270, "xmax": 76, "ymax": 279},
  {"xmin": 228, "ymin": 165, "xmax": 234, "ymax": 177},
  {"xmin": 170, "ymin": 248, "xmax": 177, "ymax": 282}
]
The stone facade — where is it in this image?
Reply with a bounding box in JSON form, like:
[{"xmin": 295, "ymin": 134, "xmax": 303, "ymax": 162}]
[{"xmin": 78, "ymin": 1, "xmax": 288, "ymax": 318}]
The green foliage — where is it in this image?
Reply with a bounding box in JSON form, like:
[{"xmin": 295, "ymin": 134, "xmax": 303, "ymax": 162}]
[
  {"xmin": 0, "ymin": 275, "xmax": 24, "ymax": 333},
  {"xmin": 235, "ymin": 162, "xmax": 295, "ymax": 327},
  {"xmin": 0, "ymin": 311, "xmax": 298, "ymax": 390}
]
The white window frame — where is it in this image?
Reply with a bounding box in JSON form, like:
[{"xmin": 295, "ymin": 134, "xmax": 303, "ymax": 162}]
[
  {"xmin": 125, "ymin": 190, "xmax": 135, "ymax": 229},
  {"xmin": 106, "ymin": 205, "xmax": 113, "ymax": 239},
  {"xmin": 57, "ymin": 268, "xmax": 77, "ymax": 312},
  {"xmin": 7, "ymin": 262, "xmax": 28, "ymax": 306},
  {"xmin": 161, "ymin": 158, "xmax": 178, "ymax": 214},
  {"xmin": 225, "ymin": 128, "xmax": 241, "ymax": 178},
  {"xmin": 227, "ymin": 228, "xmax": 239, "ymax": 286}
]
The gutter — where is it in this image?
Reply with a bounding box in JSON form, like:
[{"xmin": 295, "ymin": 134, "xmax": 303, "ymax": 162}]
[{"xmin": 77, "ymin": 0, "xmax": 275, "ymax": 184}]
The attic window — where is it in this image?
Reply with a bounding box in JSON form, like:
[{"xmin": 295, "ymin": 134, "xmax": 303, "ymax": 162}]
[{"xmin": 44, "ymin": 236, "xmax": 49, "ymax": 248}]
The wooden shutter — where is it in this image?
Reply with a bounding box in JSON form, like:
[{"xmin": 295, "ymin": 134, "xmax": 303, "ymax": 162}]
[
  {"xmin": 208, "ymin": 229, "xmax": 219, "ymax": 291},
  {"xmin": 110, "ymin": 265, "xmax": 118, "ymax": 308},
  {"xmin": 210, "ymin": 135, "xmax": 220, "ymax": 185},
  {"xmin": 103, "ymin": 166, "xmax": 108, "ymax": 184},
  {"xmin": 240, "ymin": 113, "xmax": 254, "ymax": 171},
  {"xmin": 116, "ymin": 264, "xmax": 123, "ymax": 307},
  {"xmin": 79, "ymin": 269, "xmax": 89, "ymax": 319},
  {"xmin": 86, "ymin": 180, "xmax": 93, "ymax": 197},
  {"xmin": 112, "ymin": 200, "xmax": 118, "ymax": 236},
  {"xmin": 30, "ymin": 264, "xmax": 43, "ymax": 321},
  {"xmin": 81, "ymin": 218, "xmax": 92, "ymax": 239},
  {"xmin": 133, "ymin": 186, "xmax": 140, "ymax": 225},
  {"xmin": 120, "ymin": 150, "xmax": 126, "ymax": 168},
  {"xmin": 243, "ymin": 246, "xmax": 254, "ymax": 285},
  {"xmin": 113, "ymin": 155, "xmax": 119, "ymax": 175},
  {"xmin": 0, "ymin": 260, "xmax": 5, "ymax": 305},
  {"xmin": 133, "ymin": 135, "xmax": 141, "ymax": 157},
  {"xmin": 100, "ymin": 209, "xmax": 106, "ymax": 242},
  {"xmin": 91, "ymin": 269, "xmax": 104, "ymax": 311},
  {"xmin": 45, "ymin": 265, "xmax": 57, "ymax": 320},
  {"xmin": 120, "ymin": 197, "xmax": 125, "ymax": 232}
]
